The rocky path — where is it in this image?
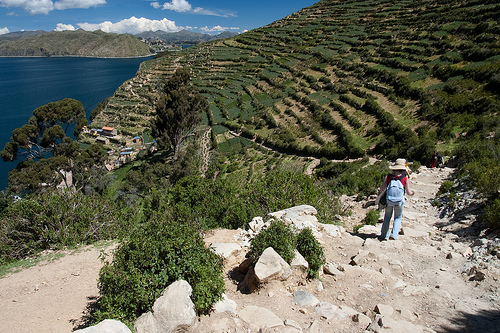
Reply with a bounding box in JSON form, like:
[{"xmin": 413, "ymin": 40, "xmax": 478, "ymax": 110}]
[
  {"xmin": 199, "ymin": 166, "xmax": 500, "ymax": 332},
  {"xmin": 0, "ymin": 166, "xmax": 499, "ymax": 333}
]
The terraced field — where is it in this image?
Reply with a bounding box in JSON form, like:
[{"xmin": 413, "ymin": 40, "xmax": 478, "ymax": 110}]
[{"xmin": 91, "ymin": 0, "xmax": 500, "ymax": 164}]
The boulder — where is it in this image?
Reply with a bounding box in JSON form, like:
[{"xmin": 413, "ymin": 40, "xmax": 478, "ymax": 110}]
[
  {"xmin": 210, "ymin": 242, "xmax": 241, "ymax": 259},
  {"xmin": 254, "ymin": 247, "xmax": 292, "ymax": 283},
  {"xmin": 323, "ymin": 262, "xmax": 344, "ymax": 276},
  {"xmin": 238, "ymin": 305, "xmax": 284, "ymax": 331},
  {"xmin": 291, "ymin": 249, "xmax": 309, "ymax": 271},
  {"xmin": 315, "ymin": 301, "xmax": 347, "ymax": 320},
  {"xmin": 267, "ymin": 205, "xmax": 319, "ymax": 231},
  {"xmin": 134, "ymin": 280, "xmax": 196, "ymax": 333},
  {"xmin": 319, "ymin": 223, "xmax": 342, "ymax": 237},
  {"xmin": 74, "ymin": 319, "xmax": 131, "ymax": 333},
  {"xmin": 293, "ymin": 290, "xmax": 320, "ymax": 307},
  {"xmin": 268, "ymin": 205, "xmax": 317, "ymax": 220},
  {"xmin": 374, "ymin": 303, "xmax": 394, "ymax": 317},
  {"xmin": 249, "ymin": 216, "xmax": 265, "ymax": 232},
  {"xmin": 214, "ymin": 293, "xmax": 237, "ymax": 314},
  {"xmin": 353, "ymin": 313, "xmax": 372, "ymax": 328}
]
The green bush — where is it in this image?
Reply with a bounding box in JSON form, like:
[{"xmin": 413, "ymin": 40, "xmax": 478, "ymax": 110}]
[
  {"xmin": 96, "ymin": 218, "xmax": 224, "ymax": 324},
  {"xmin": 437, "ymin": 180, "xmax": 454, "ymax": 195},
  {"xmin": 251, "ymin": 169, "xmax": 343, "ymax": 224},
  {"xmin": 296, "ymin": 228, "xmax": 325, "ymax": 278},
  {"xmin": 248, "ymin": 220, "xmax": 296, "ymax": 264},
  {"xmin": 0, "ymin": 192, "xmax": 134, "ymax": 263},
  {"xmin": 363, "ymin": 209, "xmax": 380, "ymax": 226},
  {"xmin": 316, "ymin": 158, "xmax": 389, "ymax": 197},
  {"xmin": 482, "ymin": 198, "xmax": 500, "ymax": 230},
  {"xmin": 410, "ymin": 161, "xmax": 421, "ymax": 173}
]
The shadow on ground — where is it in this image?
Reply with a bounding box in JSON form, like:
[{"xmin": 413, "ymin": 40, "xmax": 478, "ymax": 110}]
[{"xmin": 438, "ymin": 309, "xmax": 500, "ymax": 333}]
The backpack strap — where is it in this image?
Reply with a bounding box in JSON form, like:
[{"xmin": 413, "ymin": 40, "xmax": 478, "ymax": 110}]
[{"xmin": 392, "ymin": 173, "xmax": 407, "ymax": 189}]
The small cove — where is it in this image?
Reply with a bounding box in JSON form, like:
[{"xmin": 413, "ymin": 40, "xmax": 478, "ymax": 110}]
[{"xmin": 0, "ymin": 56, "xmax": 151, "ymax": 190}]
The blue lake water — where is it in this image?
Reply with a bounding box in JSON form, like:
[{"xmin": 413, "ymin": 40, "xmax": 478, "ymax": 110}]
[{"xmin": 0, "ymin": 56, "xmax": 151, "ymax": 190}]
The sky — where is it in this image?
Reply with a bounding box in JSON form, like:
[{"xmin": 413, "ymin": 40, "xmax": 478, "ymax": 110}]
[{"xmin": 0, "ymin": 0, "xmax": 318, "ymax": 35}]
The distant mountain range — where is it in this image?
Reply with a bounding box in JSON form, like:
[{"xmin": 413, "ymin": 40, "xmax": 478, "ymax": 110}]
[
  {"xmin": 0, "ymin": 29, "xmax": 239, "ymax": 57},
  {"xmin": 135, "ymin": 29, "xmax": 239, "ymax": 44}
]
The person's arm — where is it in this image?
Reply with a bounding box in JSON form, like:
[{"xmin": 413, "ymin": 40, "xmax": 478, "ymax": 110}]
[
  {"xmin": 379, "ymin": 175, "xmax": 388, "ymax": 192},
  {"xmin": 405, "ymin": 179, "xmax": 414, "ymax": 196}
]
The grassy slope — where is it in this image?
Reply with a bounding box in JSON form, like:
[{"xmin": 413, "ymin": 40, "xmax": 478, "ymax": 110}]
[
  {"xmin": 0, "ymin": 30, "xmax": 153, "ymax": 57},
  {"xmin": 91, "ymin": 0, "xmax": 500, "ymax": 164}
]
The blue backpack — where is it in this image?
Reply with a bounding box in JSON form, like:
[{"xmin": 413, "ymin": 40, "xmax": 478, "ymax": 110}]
[{"xmin": 386, "ymin": 174, "xmax": 406, "ymax": 203}]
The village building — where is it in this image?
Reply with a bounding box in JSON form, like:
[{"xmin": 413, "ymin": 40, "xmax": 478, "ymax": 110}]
[
  {"xmin": 96, "ymin": 137, "xmax": 110, "ymax": 145},
  {"xmin": 102, "ymin": 126, "xmax": 117, "ymax": 137}
]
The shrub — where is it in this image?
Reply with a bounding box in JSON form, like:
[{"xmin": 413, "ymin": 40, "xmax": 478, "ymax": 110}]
[
  {"xmin": 0, "ymin": 192, "xmax": 134, "ymax": 263},
  {"xmin": 251, "ymin": 169, "xmax": 343, "ymax": 224},
  {"xmin": 296, "ymin": 228, "xmax": 325, "ymax": 278},
  {"xmin": 437, "ymin": 180, "xmax": 454, "ymax": 195},
  {"xmin": 363, "ymin": 209, "xmax": 380, "ymax": 226},
  {"xmin": 483, "ymin": 198, "xmax": 500, "ymax": 230},
  {"xmin": 248, "ymin": 220, "xmax": 296, "ymax": 264},
  {"xmin": 95, "ymin": 218, "xmax": 224, "ymax": 323},
  {"xmin": 410, "ymin": 161, "xmax": 421, "ymax": 173}
]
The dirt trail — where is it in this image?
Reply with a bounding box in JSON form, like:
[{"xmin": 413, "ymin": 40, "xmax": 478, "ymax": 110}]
[{"xmin": 0, "ymin": 166, "xmax": 498, "ymax": 332}]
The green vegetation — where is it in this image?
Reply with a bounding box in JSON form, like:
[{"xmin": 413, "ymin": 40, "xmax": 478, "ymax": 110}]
[
  {"xmin": 96, "ymin": 218, "xmax": 224, "ymax": 324},
  {"xmin": 1, "ymin": 98, "xmax": 87, "ymax": 162},
  {"xmin": 248, "ymin": 220, "xmax": 326, "ymax": 279},
  {"xmin": 363, "ymin": 209, "xmax": 380, "ymax": 226},
  {"xmin": 248, "ymin": 220, "xmax": 297, "ymax": 264},
  {"xmin": 152, "ymin": 68, "xmax": 209, "ymax": 158},
  {"xmin": 0, "ymin": 192, "xmax": 135, "ymax": 263},
  {"xmin": 296, "ymin": 228, "xmax": 325, "ymax": 278}
]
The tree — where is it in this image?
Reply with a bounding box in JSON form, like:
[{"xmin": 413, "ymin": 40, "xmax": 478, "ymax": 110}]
[
  {"xmin": 0, "ymin": 98, "xmax": 107, "ymax": 193},
  {"xmin": 152, "ymin": 68, "xmax": 209, "ymax": 159},
  {"xmin": 8, "ymin": 142, "xmax": 107, "ymax": 194},
  {"xmin": 1, "ymin": 98, "xmax": 87, "ymax": 162}
]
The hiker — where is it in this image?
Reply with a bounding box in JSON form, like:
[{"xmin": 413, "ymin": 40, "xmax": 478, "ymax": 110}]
[{"xmin": 378, "ymin": 158, "xmax": 414, "ymax": 240}]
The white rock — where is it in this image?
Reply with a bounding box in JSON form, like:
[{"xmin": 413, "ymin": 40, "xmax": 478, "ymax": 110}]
[
  {"xmin": 323, "ymin": 262, "xmax": 344, "ymax": 276},
  {"xmin": 238, "ymin": 305, "xmax": 284, "ymax": 331},
  {"xmin": 291, "ymin": 250, "xmax": 309, "ymax": 271},
  {"xmin": 319, "ymin": 223, "xmax": 342, "ymax": 237},
  {"xmin": 214, "ymin": 293, "xmax": 237, "ymax": 314},
  {"xmin": 75, "ymin": 319, "xmax": 131, "ymax": 333},
  {"xmin": 293, "ymin": 290, "xmax": 320, "ymax": 307},
  {"xmin": 375, "ymin": 303, "xmax": 394, "ymax": 317},
  {"xmin": 135, "ymin": 280, "xmax": 196, "ymax": 333},
  {"xmin": 254, "ymin": 247, "xmax": 292, "ymax": 282},
  {"xmin": 210, "ymin": 243, "xmax": 241, "ymax": 259}
]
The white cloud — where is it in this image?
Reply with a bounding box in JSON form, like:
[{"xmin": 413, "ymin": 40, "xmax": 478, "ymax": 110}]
[
  {"xmin": 78, "ymin": 16, "xmax": 180, "ymax": 34},
  {"xmin": 54, "ymin": 23, "xmax": 75, "ymax": 31},
  {"xmin": 54, "ymin": 0, "xmax": 106, "ymax": 10},
  {"xmin": 0, "ymin": 27, "xmax": 10, "ymax": 34},
  {"xmin": 0, "ymin": 0, "xmax": 105, "ymax": 15},
  {"xmin": 192, "ymin": 7, "xmax": 235, "ymax": 17},
  {"xmin": 200, "ymin": 25, "xmax": 239, "ymax": 32},
  {"xmin": 151, "ymin": 0, "xmax": 191, "ymax": 12},
  {"xmin": 151, "ymin": 0, "xmax": 236, "ymax": 17}
]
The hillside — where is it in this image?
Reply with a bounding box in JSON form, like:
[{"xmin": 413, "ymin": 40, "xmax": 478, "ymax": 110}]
[
  {"xmin": 91, "ymin": 0, "xmax": 500, "ymax": 166},
  {"xmin": 0, "ymin": 30, "xmax": 153, "ymax": 57}
]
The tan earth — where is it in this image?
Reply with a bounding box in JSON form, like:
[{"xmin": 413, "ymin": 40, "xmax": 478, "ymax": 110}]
[{"xmin": 1, "ymin": 166, "xmax": 499, "ymax": 332}]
